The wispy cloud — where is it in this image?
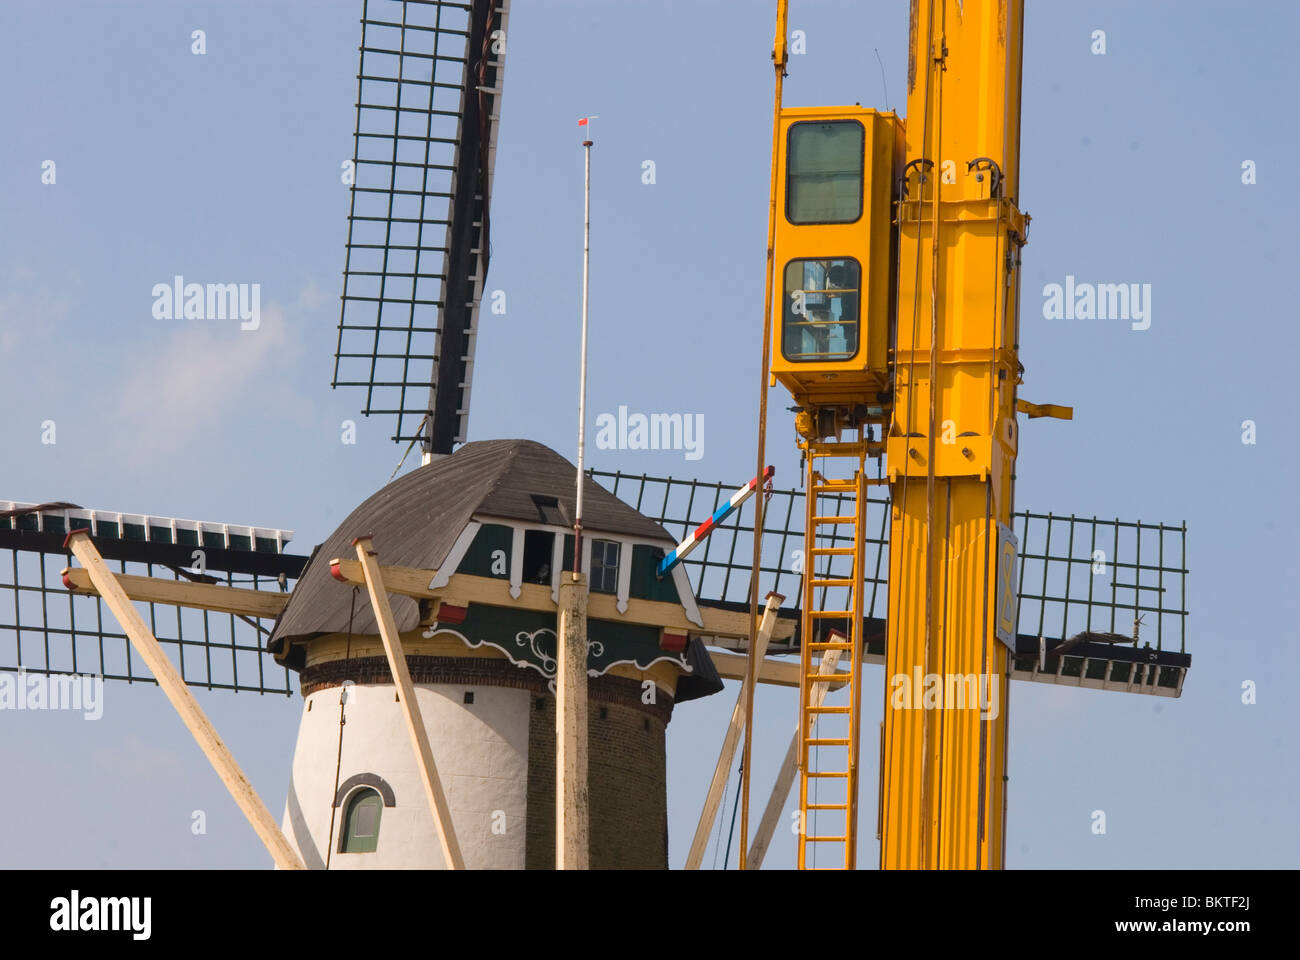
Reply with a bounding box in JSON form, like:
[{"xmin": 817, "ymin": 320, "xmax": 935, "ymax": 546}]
[
  {"xmin": 112, "ymin": 282, "xmax": 326, "ymax": 457},
  {"xmin": 116, "ymin": 303, "xmax": 292, "ymax": 443}
]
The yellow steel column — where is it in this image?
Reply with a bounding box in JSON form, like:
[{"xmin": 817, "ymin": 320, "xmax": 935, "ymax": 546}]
[{"xmin": 881, "ymin": 0, "xmax": 1026, "ymax": 870}]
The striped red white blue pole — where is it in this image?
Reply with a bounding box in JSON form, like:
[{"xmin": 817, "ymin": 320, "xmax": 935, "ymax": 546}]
[{"xmin": 657, "ymin": 466, "xmax": 775, "ymax": 577}]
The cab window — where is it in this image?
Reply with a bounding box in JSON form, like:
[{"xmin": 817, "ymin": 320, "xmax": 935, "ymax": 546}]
[
  {"xmin": 786, "ymin": 120, "xmax": 865, "ymax": 224},
  {"xmin": 782, "ymin": 258, "xmax": 861, "ymax": 363}
]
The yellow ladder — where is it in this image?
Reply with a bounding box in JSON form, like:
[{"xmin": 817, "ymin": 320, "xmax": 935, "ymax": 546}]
[{"xmin": 797, "ymin": 441, "xmax": 868, "ymax": 869}]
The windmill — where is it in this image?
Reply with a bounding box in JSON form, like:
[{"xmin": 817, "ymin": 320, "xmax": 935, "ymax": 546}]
[{"xmin": 1, "ymin": 0, "xmax": 1191, "ymax": 870}]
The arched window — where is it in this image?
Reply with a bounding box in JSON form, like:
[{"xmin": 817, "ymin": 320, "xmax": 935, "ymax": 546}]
[{"xmin": 339, "ymin": 787, "xmax": 384, "ymax": 853}]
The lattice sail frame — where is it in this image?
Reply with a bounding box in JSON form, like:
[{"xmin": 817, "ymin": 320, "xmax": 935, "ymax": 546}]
[
  {"xmin": 589, "ymin": 469, "xmax": 1190, "ymax": 696},
  {"xmin": 1, "ymin": 504, "xmax": 307, "ymax": 696},
  {"xmin": 332, "ymin": 0, "xmax": 509, "ymax": 451},
  {"xmin": 1, "ymin": 474, "xmax": 1189, "ymax": 698}
]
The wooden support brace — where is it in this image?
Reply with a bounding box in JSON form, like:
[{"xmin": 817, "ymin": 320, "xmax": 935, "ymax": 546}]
[
  {"xmin": 63, "ymin": 531, "xmax": 305, "ymax": 870},
  {"xmin": 556, "ymin": 574, "xmax": 590, "ymax": 869},
  {"xmin": 685, "ymin": 591, "xmax": 783, "ymax": 870},
  {"xmin": 746, "ymin": 647, "xmax": 844, "ymax": 869},
  {"xmin": 353, "ymin": 537, "xmax": 465, "ymax": 870}
]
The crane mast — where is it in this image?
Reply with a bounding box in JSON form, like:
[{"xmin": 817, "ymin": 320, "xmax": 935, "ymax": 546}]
[
  {"xmin": 763, "ymin": 0, "xmax": 1026, "ymax": 868},
  {"xmin": 880, "ymin": 0, "xmax": 1025, "ymax": 870}
]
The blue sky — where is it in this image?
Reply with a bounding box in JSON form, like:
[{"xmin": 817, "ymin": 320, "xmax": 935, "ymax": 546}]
[{"xmin": 2, "ymin": 0, "xmax": 1296, "ymax": 868}]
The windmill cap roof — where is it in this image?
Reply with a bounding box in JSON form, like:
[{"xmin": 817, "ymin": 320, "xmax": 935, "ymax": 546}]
[{"xmin": 268, "ymin": 438, "xmax": 674, "ymax": 649}]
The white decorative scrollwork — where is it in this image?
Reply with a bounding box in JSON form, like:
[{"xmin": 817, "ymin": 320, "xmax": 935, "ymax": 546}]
[
  {"xmin": 515, "ymin": 627, "xmax": 557, "ymax": 678},
  {"xmin": 424, "ymin": 624, "xmax": 693, "ymax": 693}
]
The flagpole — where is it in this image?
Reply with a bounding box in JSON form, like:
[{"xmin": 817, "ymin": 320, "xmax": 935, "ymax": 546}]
[
  {"xmin": 574, "ymin": 119, "xmax": 594, "ymax": 575},
  {"xmin": 557, "ymin": 118, "xmax": 596, "ymax": 870}
]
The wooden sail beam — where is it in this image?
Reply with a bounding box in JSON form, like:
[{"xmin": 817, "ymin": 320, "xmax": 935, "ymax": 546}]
[
  {"xmin": 61, "ymin": 567, "xmax": 289, "ymax": 618},
  {"xmin": 62, "ymin": 553, "xmax": 799, "ymax": 646},
  {"xmin": 59, "ymin": 561, "xmax": 823, "ymax": 689},
  {"xmin": 327, "ymin": 559, "xmax": 797, "ymax": 643}
]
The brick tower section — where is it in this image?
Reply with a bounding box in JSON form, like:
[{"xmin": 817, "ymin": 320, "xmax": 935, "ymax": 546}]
[{"xmin": 526, "ymin": 675, "xmax": 673, "ymax": 870}]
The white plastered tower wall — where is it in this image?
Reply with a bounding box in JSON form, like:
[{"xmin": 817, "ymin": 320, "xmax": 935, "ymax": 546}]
[{"xmin": 281, "ymin": 678, "xmax": 529, "ymax": 869}]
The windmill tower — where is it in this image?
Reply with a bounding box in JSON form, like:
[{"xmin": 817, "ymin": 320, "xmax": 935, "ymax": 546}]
[
  {"xmin": 273, "ymin": 439, "xmax": 725, "ymax": 868},
  {"xmin": 1, "ymin": 0, "xmax": 1195, "ymax": 871}
]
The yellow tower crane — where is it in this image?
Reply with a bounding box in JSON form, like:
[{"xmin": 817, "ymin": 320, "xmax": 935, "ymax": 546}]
[{"xmin": 755, "ymin": 0, "xmax": 1036, "ymax": 869}]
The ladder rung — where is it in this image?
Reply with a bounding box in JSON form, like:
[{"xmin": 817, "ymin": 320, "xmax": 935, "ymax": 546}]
[{"xmin": 802, "ymin": 451, "xmax": 864, "ymax": 874}]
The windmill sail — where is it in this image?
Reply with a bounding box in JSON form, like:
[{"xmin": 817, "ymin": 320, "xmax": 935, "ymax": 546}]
[
  {"xmin": 3, "ymin": 470, "xmax": 1190, "ymax": 699},
  {"xmin": 0, "ymin": 502, "xmax": 307, "ymax": 695},
  {"xmin": 332, "ymin": 0, "xmax": 509, "ymax": 454},
  {"xmin": 588, "ymin": 469, "xmax": 1191, "ymax": 697}
]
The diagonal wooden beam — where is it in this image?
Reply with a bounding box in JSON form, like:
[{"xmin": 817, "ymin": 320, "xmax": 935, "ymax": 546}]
[
  {"xmin": 353, "ymin": 537, "xmax": 464, "ymax": 870},
  {"xmin": 746, "ymin": 647, "xmax": 845, "ymax": 869},
  {"xmin": 685, "ymin": 591, "xmax": 783, "ymax": 870},
  {"xmin": 64, "ymin": 531, "xmax": 305, "ymax": 870}
]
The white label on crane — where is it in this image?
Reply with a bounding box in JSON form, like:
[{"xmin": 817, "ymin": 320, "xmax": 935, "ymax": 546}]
[{"xmin": 995, "ymin": 523, "xmax": 1019, "ymax": 652}]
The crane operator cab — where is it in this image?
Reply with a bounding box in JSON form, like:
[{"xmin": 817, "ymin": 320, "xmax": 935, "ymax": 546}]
[{"xmin": 770, "ymin": 107, "xmax": 903, "ymax": 440}]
